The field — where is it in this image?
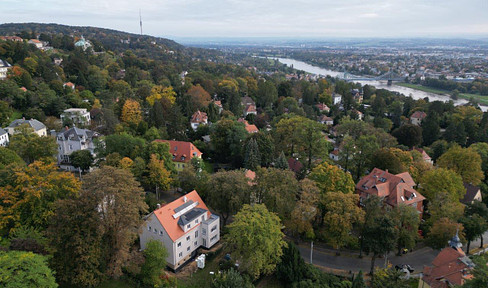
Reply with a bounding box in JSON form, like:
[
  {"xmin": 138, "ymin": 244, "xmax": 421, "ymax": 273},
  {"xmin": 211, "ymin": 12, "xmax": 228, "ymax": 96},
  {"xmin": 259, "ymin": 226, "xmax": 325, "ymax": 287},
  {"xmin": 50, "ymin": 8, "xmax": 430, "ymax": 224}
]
[{"xmin": 397, "ymin": 83, "xmax": 488, "ymax": 105}]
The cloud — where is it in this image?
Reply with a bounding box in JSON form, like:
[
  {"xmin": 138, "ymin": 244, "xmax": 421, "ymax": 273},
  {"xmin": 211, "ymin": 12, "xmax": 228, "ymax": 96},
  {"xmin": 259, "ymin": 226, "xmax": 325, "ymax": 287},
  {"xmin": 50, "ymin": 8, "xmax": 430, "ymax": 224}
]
[{"xmin": 0, "ymin": 0, "xmax": 487, "ymax": 38}]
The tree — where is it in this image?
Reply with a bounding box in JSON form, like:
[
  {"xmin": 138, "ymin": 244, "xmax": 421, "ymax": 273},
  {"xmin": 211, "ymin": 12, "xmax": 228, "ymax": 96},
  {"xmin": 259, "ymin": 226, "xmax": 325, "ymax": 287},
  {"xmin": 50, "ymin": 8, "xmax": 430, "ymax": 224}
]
[
  {"xmin": 352, "ymin": 270, "xmax": 367, "ymax": 288},
  {"xmin": 296, "ymin": 119, "xmax": 329, "ymax": 170},
  {"xmin": 459, "ymin": 214, "xmax": 486, "ymax": 254},
  {"xmin": 257, "ymin": 80, "xmax": 278, "ymax": 108},
  {"xmin": 246, "ymin": 131, "xmax": 275, "ymax": 167},
  {"xmin": 273, "ymin": 116, "xmax": 302, "ymax": 156},
  {"xmin": 464, "ymin": 253, "xmax": 488, "ymax": 288},
  {"xmin": 392, "ymin": 124, "xmax": 422, "ymax": 148},
  {"xmin": 320, "ymin": 192, "xmax": 364, "ymax": 251},
  {"xmin": 244, "ymin": 138, "xmax": 260, "ymax": 171},
  {"xmin": 0, "ymin": 251, "xmax": 58, "ymax": 288},
  {"xmin": 212, "ymin": 268, "xmax": 254, "ymax": 288},
  {"xmin": 288, "ymin": 179, "xmax": 320, "ymax": 238},
  {"xmin": 437, "ymin": 146, "xmax": 484, "ymax": 185},
  {"xmin": 363, "ymin": 214, "xmax": 396, "ymax": 275},
  {"xmin": 186, "ymin": 85, "xmax": 211, "ymax": 112},
  {"xmin": 8, "ymin": 125, "xmax": 57, "ymax": 164},
  {"xmin": 420, "ymin": 168, "xmax": 465, "ymax": 201},
  {"xmin": 0, "ymin": 161, "xmax": 80, "ymax": 235},
  {"xmin": 422, "ymin": 112, "xmax": 441, "ymax": 146},
  {"xmin": 70, "ymin": 149, "xmax": 94, "ymax": 173},
  {"xmin": 139, "ymin": 240, "xmax": 168, "ymax": 287},
  {"xmin": 276, "ymin": 242, "xmax": 307, "ymax": 285},
  {"xmin": 370, "ymin": 148, "xmax": 406, "ymax": 175},
  {"xmin": 351, "ymin": 135, "xmax": 380, "ymax": 180},
  {"xmin": 225, "ymin": 204, "xmax": 286, "ymax": 280},
  {"xmin": 391, "ymin": 205, "xmax": 420, "ymax": 255},
  {"xmin": 465, "ymin": 201, "xmax": 488, "ymax": 248},
  {"xmin": 211, "ymin": 119, "xmax": 248, "ymax": 164},
  {"xmin": 146, "ymin": 85, "xmax": 176, "ymax": 107},
  {"xmin": 275, "ymin": 151, "xmax": 289, "ymax": 170},
  {"xmin": 426, "ymin": 218, "xmax": 465, "ymax": 249},
  {"xmin": 254, "ymin": 167, "xmax": 299, "ymax": 220},
  {"xmin": 80, "ymin": 166, "xmax": 148, "ymax": 278},
  {"xmin": 207, "ymin": 170, "xmax": 250, "ymax": 225},
  {"xmin": 359, "ymin": 195, "xmax": 383, "ymax": 257},
  {"xmin": 121, "ymin": 99, "xmax": 142, "ymax": 125},
  {"xmin": 370, "ymin": 267, "xmax": 410, "ymax": 288},
  {"xmin": 0, "ymin": 147, "xmax": 24, "ymax": 169},
  {"xmin": 308, "ymin": 162, "xmax": 355, "ymax": 194},
  {"xmin": 146, "ymin": 154, "xmax": 172, "ymax": 198}
]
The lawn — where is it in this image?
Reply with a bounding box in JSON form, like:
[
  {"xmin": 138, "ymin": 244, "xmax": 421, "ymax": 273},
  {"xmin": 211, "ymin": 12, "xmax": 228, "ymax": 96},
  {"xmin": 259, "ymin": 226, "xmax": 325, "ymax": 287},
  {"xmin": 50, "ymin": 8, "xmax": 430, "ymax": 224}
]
[{"xmin": 397, "ymin": 83, "xmax": 488, "ymax": 105}]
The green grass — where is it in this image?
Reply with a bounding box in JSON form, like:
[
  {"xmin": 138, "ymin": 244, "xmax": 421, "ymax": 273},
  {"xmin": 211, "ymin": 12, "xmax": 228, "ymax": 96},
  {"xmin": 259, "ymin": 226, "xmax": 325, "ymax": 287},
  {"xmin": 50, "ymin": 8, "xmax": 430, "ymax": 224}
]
[
  {"xmin": 177, "ymin": 256, "xmax": 221, "ymax": 288},
  {"xmin": 397, "ymin": 83, "xmax": 488, "ymax": 105}
]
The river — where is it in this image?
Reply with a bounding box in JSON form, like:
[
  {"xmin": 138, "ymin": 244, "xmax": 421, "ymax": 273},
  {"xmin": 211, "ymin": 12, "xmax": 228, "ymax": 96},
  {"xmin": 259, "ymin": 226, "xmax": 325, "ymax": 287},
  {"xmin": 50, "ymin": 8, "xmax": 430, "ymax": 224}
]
[{"xmin": 275, "ymin": 58, "xmax": 487, "ymax": 111}]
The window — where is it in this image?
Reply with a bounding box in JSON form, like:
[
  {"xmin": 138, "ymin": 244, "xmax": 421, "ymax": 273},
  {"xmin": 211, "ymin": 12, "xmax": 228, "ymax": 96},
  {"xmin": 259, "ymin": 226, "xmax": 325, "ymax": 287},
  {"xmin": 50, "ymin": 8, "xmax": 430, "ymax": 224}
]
[
  {"xmin": 187, "ymin": 224, "xmax": 191, "ymax": 229},
  {"xmin": 154, "ymin": 229, "xmax": 157, "ymax": 234},
  {"xmin": 186, "ymin": 236, "xmax": 190, "ymax": 241},
  {"xmin": 148, "ymin": 226, "xmax": 152, "ymax": 231},
  {"xmin": 211, "ymin": 225, "xmax": 217, "ymax": 232},
  {"xmin": 177, "ymin": 242, "xmax": 181, "ymax": 247},
  {"xmin": 159, "ymin": 230, "xmax": 163, "ymax": 236},
  {"xmin": 187, "ymin": 246, "xmax": 190, "ymax": 251},
  {"xmin": 194, "ymin": 241, "xmax": 198, "ymax": 246},
  {"xmin": 201, "ymin": 215, "xmax": 205, "ymax": 222},
  {"xmin": 210, "ymin": 235, "xmax": 217, "ymax": 242},
  {"xmin": 178, "ymin": 252, "xmax": 182, "ymax": 257},
  {"xmin": 195, "ymin": 219, "xmax": 199, "ymax": 224},
  {"xmin": 195, "ymin": 231, "xmax": 198, "ymax": 238},
  {"xmin": 203, "ymin": 239, "xmax": 206, "ymax": 246},
  {"xmin": 69, "ymin": 144, "xmax": 73, "ymax": 150},
  {"xmin": 202, "ymin": 228, "xmax": 206, "ymax": 236}
]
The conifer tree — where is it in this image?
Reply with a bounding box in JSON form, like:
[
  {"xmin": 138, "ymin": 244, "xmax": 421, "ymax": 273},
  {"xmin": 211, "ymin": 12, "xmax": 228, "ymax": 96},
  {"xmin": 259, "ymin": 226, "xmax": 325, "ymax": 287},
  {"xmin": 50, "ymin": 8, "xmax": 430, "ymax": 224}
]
[
  {"xmin": 244, "ymin": 138, "xmax": 260, "ymax": 171},
  {"xmin": 275, "ymin": 151, "xmax": 289, "ymax": 170}
]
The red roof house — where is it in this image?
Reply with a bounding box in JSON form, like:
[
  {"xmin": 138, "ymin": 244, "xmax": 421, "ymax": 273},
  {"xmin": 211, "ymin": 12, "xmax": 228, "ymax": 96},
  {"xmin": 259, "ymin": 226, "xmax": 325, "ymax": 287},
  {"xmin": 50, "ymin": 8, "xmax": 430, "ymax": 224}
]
[
  {"xmin": 190, "ymin": 110, "xmax": 208, "ymax": 131},
  {"xmin": 154, "ymin": 140, "xmax": 202, "ymax": 171},
  {"xmin": 238, "ymin": 118, "xmax": 259, "ymax": 133}
]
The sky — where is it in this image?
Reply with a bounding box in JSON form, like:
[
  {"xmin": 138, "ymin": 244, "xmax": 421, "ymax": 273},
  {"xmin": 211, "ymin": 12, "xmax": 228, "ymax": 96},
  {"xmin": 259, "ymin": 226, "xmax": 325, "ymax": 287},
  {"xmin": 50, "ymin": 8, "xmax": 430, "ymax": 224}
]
[{"xmin": 1, "ymin": 0, "xmax": 488, "ymax": 39}]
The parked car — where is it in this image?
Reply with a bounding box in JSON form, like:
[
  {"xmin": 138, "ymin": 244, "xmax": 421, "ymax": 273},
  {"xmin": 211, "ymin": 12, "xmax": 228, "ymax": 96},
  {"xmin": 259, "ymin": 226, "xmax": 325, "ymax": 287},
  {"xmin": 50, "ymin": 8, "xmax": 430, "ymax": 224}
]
[{"xmin": 395, "ymin": 264, "xmax": 414, "ymax": 273}]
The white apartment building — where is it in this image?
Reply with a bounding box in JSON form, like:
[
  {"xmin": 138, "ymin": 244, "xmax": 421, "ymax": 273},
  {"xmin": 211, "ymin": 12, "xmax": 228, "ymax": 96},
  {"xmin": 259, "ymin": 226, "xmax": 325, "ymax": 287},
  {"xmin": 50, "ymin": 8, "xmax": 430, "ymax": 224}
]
[
  {"xmin": 60, "ymin": 108, "xmax": 91, "ymax": 127},
  {"xmin": 56, "ymin": 127, "xmax": 99, "ymax": 172},
  {"xmin": 0, "ymin": 128, "xmax": 9, "ymax": 146},
  {"xmin": 139, "ymin": 190, "xmax": 220, "ymax": 271},
  {"xmin": 0, "ymin": 59, "xmax": 12, "ymax": 80}
]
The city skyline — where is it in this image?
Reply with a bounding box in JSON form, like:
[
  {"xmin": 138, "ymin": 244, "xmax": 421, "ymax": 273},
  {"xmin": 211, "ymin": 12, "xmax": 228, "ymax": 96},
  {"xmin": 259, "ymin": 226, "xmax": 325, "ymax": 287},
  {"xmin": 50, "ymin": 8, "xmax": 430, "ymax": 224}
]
[{"xmin": 1, "ymin": 0, "xmax": 488, "ymax": 39}]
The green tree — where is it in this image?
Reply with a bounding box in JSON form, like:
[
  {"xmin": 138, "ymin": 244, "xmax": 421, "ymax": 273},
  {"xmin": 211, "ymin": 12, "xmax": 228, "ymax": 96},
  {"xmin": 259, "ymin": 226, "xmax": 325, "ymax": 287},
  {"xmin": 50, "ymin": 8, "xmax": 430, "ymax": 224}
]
[
  {"xmin": 212, "ymin": 268, "xmax": 254, "ymax": 288},
  {"xmin": 465, "ymin": 201, "xmax": 488, "ymax": 248},
  {"xmin": 225, "ymin": 204, "xmax": 286, "ymax": 280},
  {"xmin": 276, "ymin": 242, "xmax": 307, "ymax": 285},
  {"xmin": 244, "ymin": 138, "xmax": 260, "ymax": 171},
  {"xmin": 211, "ymin": 119, "xmax": 248, "ymax": 164},
  {"xmin": 139, "ymin": 240, "xmax": 168, "ymax": 288},
  {"xmin": 420, "ymin": 168, "xmax": 465, "ymax": 201},
  {"xmin": 275, "ymin": 151, "xmax": 289, "ymax": 170},
  {"xmin": 257, "ymin": 80, "xmax": 278, "ymax": 109},
  {"xmin": 70, "ymin": 149, "xmax": 94, "ymax": 173},
  {"xmin": 464, "ymin": 253, "xmax": 488, "ymax": 288},
  {"xmin": 437, "ymin": 146, "xmax": 484, "ymax": 185},
  {"xmin": 297, "ymin": 119, "xmax": 329, "ymax": 170},
  {"xmin": 391, "ymin": 205, "xmax": 420, "ymax": 255},
  {"xmin": 422, "ymin": 112, "xmax": 441, "ymax": 146},
  {"xmin": 8, "ymin": 125, "xmax": 57, "ymax": 164},
  {"xmin": 0, "ymin": 250, "xmax": 58, "ymax": 288},
  {"xmin": 352, "ymin": 270, "xmax": 367, "ymax": 288},
  {"xmin": 459, "ymin": 214, "xmax": 486, "ymax": 254},
  {"xmin": 207, "ymin": 170, "xmax": 250, "ymax": 225},
  {"xmin": 363, "ymin": 214, "xmax": 396, "ymax": 275},
  {"xmin": 359, "ymin": 195, "xmax": 383, "ymax": 258},
  {"xmin": 246, "ymin": 131, "xmax": 275, "ymax": 166},
  {"xmin": 370, "ymin": 148, "xmax": 406, "ymax": 175},
  {"xmin": 370, "ymin": 267, "xmax": 410, "ymax": 288},
  {"xmin": 426, "ymin": 218, "xmax": 465, "ymax": 249},
  {"xmin": 0, "ymin": 147, "xmax": 24, "ymax": 169},
  {"xmin": 392, "ymin": 124, "xmax": 422, "ymax": 148}
]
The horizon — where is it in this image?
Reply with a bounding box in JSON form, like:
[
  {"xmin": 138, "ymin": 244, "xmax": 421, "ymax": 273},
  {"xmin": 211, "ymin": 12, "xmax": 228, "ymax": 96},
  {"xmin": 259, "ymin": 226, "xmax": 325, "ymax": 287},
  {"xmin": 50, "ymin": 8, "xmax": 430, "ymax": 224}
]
[{"xmin": 1, "ymin": 0, "xmax": 487, "ymax": 39}]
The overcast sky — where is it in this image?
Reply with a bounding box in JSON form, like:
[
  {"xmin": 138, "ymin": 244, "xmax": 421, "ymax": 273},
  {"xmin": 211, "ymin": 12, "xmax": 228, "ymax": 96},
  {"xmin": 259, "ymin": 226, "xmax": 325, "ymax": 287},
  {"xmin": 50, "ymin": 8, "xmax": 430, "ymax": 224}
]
[{"xmin": 1, "ymin": 0, "xmax": 488, "ymax": 39}]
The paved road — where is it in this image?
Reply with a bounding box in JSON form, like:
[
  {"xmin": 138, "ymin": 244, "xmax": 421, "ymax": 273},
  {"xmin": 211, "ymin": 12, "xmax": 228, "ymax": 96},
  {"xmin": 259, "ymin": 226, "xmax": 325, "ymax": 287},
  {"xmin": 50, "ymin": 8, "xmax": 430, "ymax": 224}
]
[{"xmin": 297, "ymin": 242, "xmax": 438, "ymax": 274}]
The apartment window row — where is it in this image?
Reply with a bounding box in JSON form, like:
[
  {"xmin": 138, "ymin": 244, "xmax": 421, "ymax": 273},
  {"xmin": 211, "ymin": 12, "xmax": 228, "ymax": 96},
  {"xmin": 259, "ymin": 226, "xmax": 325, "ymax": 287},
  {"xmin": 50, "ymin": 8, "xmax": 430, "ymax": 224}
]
[
  {"xmin": 210, "ymin": 235, "xmax": 217, "ymax": 242},
  {"xmin": 211, "ymin": 225, "xmax": 217, "ymax": 232},
  {"xmin": 147, "ymin": 226, "xmax": 163, "ymax": 236}
]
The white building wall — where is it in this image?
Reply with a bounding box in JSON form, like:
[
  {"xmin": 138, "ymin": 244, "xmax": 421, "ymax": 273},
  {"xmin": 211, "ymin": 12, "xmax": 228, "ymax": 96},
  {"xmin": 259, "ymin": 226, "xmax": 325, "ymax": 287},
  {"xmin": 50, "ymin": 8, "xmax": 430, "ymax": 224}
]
[{"xmin": 0, "ymin": 133, "xmax": 9, "ymax": 146}]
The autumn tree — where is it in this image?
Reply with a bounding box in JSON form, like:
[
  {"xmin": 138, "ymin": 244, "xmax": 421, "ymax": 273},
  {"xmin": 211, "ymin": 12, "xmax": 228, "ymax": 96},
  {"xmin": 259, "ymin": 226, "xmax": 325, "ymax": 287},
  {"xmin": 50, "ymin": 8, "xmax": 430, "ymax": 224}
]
[
  {"xmin": 426, "ymin": 218, "xmax": 465, "ymax": 249},
  {"xmin": 288, "ymin": 179, "xmax": 320, "ymax": 238},
  {"xmin": 8, "ymin": 125, "xmax": 57, "ymax": 164},
  {"xmin": 207, "ymin": 170, "xmax": 250, "ymax": 225},
  {"xmin": 0, "ymin": 251, "xmax": 58, "ymax": 288},
  {"xmin": 146, "ymin": 154, "xmax": 172, "ymax": 198},
  {"xmin": 273, "ymin": 115, "xmax": 302, "ymax": 156},
  {"xmin": 0, "ymin": 161, "xmax": 80, "ymax": 235},
  {"xmin": 320, "ymin": 192, "xmax": 364, "ymax": 252},
  {"xmin": 437, "ymin": 146, "xmax": 484, "ymax": 185},
  {"xmin": 225, "ymin": 204, "xmax": 286, "ymax": 280},
  {"xmin": 121, "ymin": 99, "xmax": 142, "ymax": 125},
  {"xmin": 420, "ymin": 168, "xmax": 465, "ymax": 201},
  {"xmin": 186, "ymin": 85, "xmax": 211, "ymax": 112},
  {"xmin": 308, "ymin": 162, "xmax": 355, "ymax": 194},
  {"xmin": 146, "ymin": 85, "xmax": 176, "ymax": 107}
]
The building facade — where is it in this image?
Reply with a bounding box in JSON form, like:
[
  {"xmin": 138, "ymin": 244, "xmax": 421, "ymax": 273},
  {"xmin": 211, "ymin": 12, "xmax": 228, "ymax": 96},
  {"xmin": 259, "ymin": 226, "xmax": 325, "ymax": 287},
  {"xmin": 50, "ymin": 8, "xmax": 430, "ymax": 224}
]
[
  {"xmin": 190, "ymin": 110, "xmax": 208, "ymax": 131},
  {"xmin": 0, "ymin": 128, "xmax": 9, "ymax": 146},
  {"xmin": 60, "ymin": 108, "xmax": 91, "ymax": 127},
  {"xmin": 56, "ymin": 127, "xmax": 99, "ymax": 172},
  {"xmin": 154, "ymin": 140, "xmax": 202, "ymax": 171},
  {"xmin": 6, "ymin": 118, "xmax": 47, "ymax": 137},
  {"xmin": 139, "ymin": 191, "xmax": 220, "ymax": 270},
  {"xmin": 0, "ymin": 59, "xmax": 11, "ymax": 80}
]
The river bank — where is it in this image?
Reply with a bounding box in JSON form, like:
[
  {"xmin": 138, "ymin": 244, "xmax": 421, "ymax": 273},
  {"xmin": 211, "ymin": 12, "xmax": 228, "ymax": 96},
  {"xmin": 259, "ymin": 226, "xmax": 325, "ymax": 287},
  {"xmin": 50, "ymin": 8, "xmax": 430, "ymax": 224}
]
[{"xmin": 396, "ymin": 82, "xmax": 488, "ymax": 105}]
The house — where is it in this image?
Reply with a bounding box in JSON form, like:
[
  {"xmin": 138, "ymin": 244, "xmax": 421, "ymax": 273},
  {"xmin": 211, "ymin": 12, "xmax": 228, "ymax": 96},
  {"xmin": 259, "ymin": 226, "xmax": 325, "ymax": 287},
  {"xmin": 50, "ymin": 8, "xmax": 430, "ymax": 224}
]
[
  {"xmin": 245, "ymin": 169, "xmax": 256, "ymax": 185},
  {"xmin": 351, "ymin": 89, "xmax": 363, "ymax": 104},
  {"xmin": 318, "ymin": 115, "xmax": 334, "ymax": 126},
  {"xmin": 0, "ymin": 128, "xmax": 9, "ymax": 146},
  {"xmin": 242, "ymin": 96, "xmax": 257, "ymax": 116},
  {"xmin": 28, "ymin": 39, "xmax": 44, "ymax": 49},
  {"xmin": 213, "ymin": 100, "xmax": 223, "ymax": 114},
  {"xmin": 53, "ymin": 58, "xmax": 63, "ymax": 66},
  {"xmin": 190, "ymin": 110, "xmax": 208, "ymax": 131},
  {"xmin": 332, "ymin": 93, "xmax": 342, "ymax": 105},
  {"xmin": 74, "ymin": 36, "xmax": 92, "ymax": 51},
  {"xmin": 63, "ymin": 82, "xmax": 75, "ymax": 90},
  {"xmin": 0, "ymin": 36, "xmax": 23, "ymax": 42},
  {"xmin": 0, "ymin": 59, "xmax": 12, "ymax": 80},
  {"xmin": 56, "ymin": 127, "xmax": 99, "ymax": 172},
  {"xmin": 155, "ymin": 140, "xmax": 202, "ymax": 171},
  {"xmin": 419, "ymin": 232, "xmax": 474, "ymax": 288},
  {"xmin": 60, "ymin": 108, "xmax": 91, "ymax": 127},
  {"xmin": 356, "ymin": 168, "xmax": 426, "ymax": 215},
  {"xmin": 353, "ymin": 110, "xmax": 364, "ymax": 121},
  {"xmin": 329, "ymin": 148, "xmax": 340, "ymax": 161},
  {"xmin": 139, "ymin": 190, "xmax": 220, "ymax": 271},
  {"xmin": 414, "ymin": 148, "xmax": 433, "ymax": 164},
  {"xmin": 461, "ymin": 183, "xmax": 482, "ymax": 205},
  {"xmin": 316, "ymin": 103, "xmax": 330, "ymax": 113},
  {"xmin": 238, "ymin": 118, "xmax": 259, "ymax": 133},
  {"xmin": 6, "ymin": 118, "xmax": 47, "ymax": 137},
  {"xmin": 410, "ymin": 111, "xmax": 427, "ymax": 126}
]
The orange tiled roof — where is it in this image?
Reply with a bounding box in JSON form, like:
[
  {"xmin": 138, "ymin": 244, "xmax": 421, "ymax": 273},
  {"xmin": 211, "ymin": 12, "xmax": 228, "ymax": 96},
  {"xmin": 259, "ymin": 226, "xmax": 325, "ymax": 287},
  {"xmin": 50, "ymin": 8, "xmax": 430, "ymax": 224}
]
[
  {"xmin": 356, "ymin": 168, "xmax": 425, "ymax": 208},
  {"xmin": 245, "ymin": 169, "xmax": 256, "ymax": 185},
  {"xmin": 155, "ymin": 140, "xmax": 202, "ymax": 163},
  {"xmin": 191, "ymin": 110, "xmax": 208, "ymax": 124},
  {"xmin": 238, "ymin": 118, "xmax": 258, "ymax": 133},
  {"xmin": 422, "ymin": 247, "xmax": 472, "ymax": 288},
  {"xmin": 411, "ymin": 111, "xmax": 427, "ymax": 119},
  {"xmin": 152, "ymin": 190, "xmax": 210, "ymax": 241}
]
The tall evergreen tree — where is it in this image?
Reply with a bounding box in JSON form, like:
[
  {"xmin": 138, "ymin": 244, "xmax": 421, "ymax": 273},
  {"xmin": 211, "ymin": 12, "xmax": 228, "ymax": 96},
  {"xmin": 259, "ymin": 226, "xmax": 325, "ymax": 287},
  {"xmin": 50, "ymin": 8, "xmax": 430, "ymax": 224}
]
[
  {"xmin": 352, "ymin": 270, "xmax": 367, "ymax": 288},
  {"xmin": 422, "ymin": 112, "xmax": 441, "ymax": 146},
  {"xmin": 275, "ymin": 151, "xmax": 289, "ymax": 170},
  {"xmin": 244, "ymin": 138, "xmax": 260, "ymax": 171}
]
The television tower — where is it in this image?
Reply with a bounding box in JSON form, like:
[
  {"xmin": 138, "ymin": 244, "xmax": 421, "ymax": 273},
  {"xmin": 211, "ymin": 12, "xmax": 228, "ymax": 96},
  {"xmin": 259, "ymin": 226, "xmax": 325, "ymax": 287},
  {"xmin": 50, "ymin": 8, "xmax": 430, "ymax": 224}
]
[{"xmin": 139, "ymin": 9, "xmax": 143, "ymax": 35}]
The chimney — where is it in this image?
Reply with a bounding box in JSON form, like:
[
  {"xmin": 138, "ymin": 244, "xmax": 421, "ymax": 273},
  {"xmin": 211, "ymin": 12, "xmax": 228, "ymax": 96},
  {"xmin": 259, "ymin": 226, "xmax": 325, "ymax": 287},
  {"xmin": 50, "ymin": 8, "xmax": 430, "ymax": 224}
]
[
  {"xmin": 183, "ymin": 196, "xmax": 187, "ymax": 203},
  {"xmin": 156, "ymin": 203, "xmax": 161, "ymax": 209}
]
